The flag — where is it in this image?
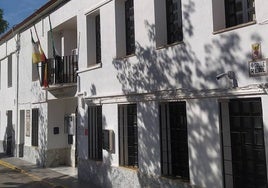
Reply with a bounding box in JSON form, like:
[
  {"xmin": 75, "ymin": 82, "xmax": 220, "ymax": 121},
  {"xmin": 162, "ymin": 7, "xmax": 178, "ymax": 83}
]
[
  {"xmin": 32, "ymin": 36, "xmax": 42, "ymax": 64},
  {"xmin": 31, "ymin": 28, "xmax": 49, "ymax": 87}
]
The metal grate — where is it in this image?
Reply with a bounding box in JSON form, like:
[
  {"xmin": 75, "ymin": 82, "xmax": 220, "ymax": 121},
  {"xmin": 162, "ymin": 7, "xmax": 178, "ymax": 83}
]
[{"xmin": 159, "ymin": 102, "xmax": 189, "ymax": 180}]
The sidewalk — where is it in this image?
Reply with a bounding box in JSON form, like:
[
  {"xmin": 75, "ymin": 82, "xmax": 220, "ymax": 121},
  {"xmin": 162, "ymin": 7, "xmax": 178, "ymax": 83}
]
[{"xmin": 0, "ymin": 154, "xmax": 98, "ymax": 188}]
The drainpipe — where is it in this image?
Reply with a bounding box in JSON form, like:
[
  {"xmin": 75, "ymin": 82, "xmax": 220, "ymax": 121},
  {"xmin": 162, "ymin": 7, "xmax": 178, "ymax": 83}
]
[{"xmin": 15, "ymin": 31, "xmax": 21, "ymax": 157}]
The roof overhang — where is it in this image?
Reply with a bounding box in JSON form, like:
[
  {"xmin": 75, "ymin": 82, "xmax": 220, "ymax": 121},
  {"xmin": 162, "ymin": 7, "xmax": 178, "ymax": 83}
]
[{"xmin": 0, "ymin": 0, "xmax": 70, "ymax": 44}]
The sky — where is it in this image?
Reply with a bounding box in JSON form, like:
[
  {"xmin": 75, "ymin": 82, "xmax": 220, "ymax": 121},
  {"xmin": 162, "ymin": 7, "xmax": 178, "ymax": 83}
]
[{"xmin": 0, "ymin": 0, "xmax": 49, "ymax": 30}]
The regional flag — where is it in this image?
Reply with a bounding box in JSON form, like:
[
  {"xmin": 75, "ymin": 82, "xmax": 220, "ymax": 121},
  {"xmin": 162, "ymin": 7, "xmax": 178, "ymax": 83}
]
[{"xmin": 32, "ymin": 36, "xmax": 42, "ymax": 64}]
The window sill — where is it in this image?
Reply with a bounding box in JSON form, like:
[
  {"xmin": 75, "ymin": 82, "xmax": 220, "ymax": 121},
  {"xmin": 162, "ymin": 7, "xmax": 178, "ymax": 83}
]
[
  {"xmin": 77, "ymin": 63, "xmax": 102, "ymax": 74},
  {"xmin": 213, "ymin": 21, "xmax": 256, "ymax": 35},
  {"xmin": 114, "ymin": 53, "xmax": 136, "ymax": 61},
  {"xmin": 156, "ymin": 41, "xmax": 185, "ymax": 50},
  {"xmin": 118, "ymin": 165, "xmax": 138, "ymax": 172},
  {"xmin": 161, "ymin": 175, "xmax": 190, "ymax": 182}
]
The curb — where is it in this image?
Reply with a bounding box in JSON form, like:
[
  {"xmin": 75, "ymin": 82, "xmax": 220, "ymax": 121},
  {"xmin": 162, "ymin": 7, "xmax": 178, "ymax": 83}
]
[{"xmin": 0, "ymin": 159, "xmax": 65, "ymax": 188}]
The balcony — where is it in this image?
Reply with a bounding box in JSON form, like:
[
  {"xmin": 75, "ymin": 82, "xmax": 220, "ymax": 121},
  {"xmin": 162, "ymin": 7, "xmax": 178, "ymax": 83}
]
[{"xmin": 42, "ymin": 54, "xmax": 78, "ymax": 98}]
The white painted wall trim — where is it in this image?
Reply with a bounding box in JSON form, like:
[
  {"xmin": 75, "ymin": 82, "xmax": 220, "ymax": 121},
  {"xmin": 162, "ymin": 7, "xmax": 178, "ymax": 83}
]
[
  {"xmin": 84, "ymin": 0, "xmax": 113, "ymax": 15},
  {"xmin": 84, "ymin": 83, "xmax": 268, "ymax": 104}
]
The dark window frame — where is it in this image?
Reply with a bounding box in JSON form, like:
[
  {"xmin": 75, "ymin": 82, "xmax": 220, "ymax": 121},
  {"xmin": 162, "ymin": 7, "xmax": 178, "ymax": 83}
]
[
  {"xmin": 225, "ymin": 0, "xmax": 255, "ymax": 28},
  {"xmin": 125, "ymin": 0, "xmax": 135, "ymax": 55},
  {"xmin": 95, "ymin": 14, "xmax": 101, "ymax": 64},
  {"xmin": 88, "ymin": 106, "xmax": 103, "ymax": 161},
  {"xmin": 166, "ymin": 0, "xmax": 183, "ymax": 44},
  {"xmin": 159, "ymin": 101, "xmax": 189, "ymax": 181},
  {"xmin": 118, "ymin": 104, "xmax": 138, "ymax": 168},
  {"xmin": 7, "ymin": 55, "xmax": 12, "ymax": 88},
  {"xmin": 31, "ymin": 108, "xmax": 39, "ymax": 147}
]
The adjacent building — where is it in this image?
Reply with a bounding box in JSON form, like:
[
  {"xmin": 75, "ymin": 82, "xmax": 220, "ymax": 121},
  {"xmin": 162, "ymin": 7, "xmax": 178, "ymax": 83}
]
[{"xmin": 0, "ymin": 0, "xmax": 268, "ymax": 187}]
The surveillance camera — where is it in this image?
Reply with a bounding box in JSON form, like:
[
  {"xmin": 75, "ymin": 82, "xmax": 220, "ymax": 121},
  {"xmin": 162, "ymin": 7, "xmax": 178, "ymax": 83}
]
[{"xmin": 216, "ymin": 73, "xmax": 227, "ymax": 80}]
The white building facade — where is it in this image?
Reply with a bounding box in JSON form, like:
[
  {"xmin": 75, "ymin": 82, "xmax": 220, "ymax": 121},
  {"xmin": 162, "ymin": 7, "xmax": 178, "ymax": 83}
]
[
  {"xmin": 0, "ymin": 0, "xmax": 78, "ymax": 167},
  {"xmin": 0, "ymin": 0, "xmax": 268, "ymax": 187}
]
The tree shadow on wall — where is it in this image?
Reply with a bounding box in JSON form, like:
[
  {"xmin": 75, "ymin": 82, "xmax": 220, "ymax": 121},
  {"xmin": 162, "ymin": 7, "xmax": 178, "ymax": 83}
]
[
  {"xmin": 112, "ymin": 0, "xmax": 264, "ymax": 187},
  {"xmin": 36, "ymin": 105, "xmax": 48, "ymax": 167}
]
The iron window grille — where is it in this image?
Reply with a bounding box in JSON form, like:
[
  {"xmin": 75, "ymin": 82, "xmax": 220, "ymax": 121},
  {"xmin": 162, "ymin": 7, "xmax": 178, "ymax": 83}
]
[
  {"xmin": 118, "ymin": 104, "xmax": 138, "ymax": 168},
  {"xmin": 225, "ymin": 0, "xmax": 255, "ymax": 28},
  {"xmin": 159, "ymin": 102, "xmax": 189, "ymax": 180},
  {"xmin": 166, "ymin": 0, "xmax": 183, "ymax": 44},
  {"xmin": 88, "ymin": 106, "xmax": 103, "ymax": 161},
  {"xmin": 95, "ymin": 14, "xmax": 101, "ymax": 64},
  {"xmin": 31, "ymin": 109, "xmax": 39, "ymax": 147},
  {"xmin": 7, "ymin": 55, "xmax": 12, "ymax": 88},
  {"xmin": 220, "ymin": 98, "xmax": 267, "ymax": 188},
  {"xmin": 125, "ymin": 0, "xmax": 135, "ymax": 55}
]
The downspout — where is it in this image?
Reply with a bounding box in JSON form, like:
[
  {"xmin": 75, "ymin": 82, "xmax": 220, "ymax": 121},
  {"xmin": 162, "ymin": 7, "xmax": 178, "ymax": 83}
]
[{"xmin": 14, "ymin": 29, "xmax": 21, "ymax": 157}]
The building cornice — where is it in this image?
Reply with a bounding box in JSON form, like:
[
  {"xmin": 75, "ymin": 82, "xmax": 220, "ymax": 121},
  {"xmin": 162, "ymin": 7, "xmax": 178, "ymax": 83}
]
[{"xmin": 83, "ymin": 83, "xmax": 268, "ymax": 104}]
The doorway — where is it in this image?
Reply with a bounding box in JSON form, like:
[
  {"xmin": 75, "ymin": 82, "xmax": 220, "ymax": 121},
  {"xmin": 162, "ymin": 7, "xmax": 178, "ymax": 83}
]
[{"xmin": 220, "ymin": 98, "xmax": 267, "ymax": 188}]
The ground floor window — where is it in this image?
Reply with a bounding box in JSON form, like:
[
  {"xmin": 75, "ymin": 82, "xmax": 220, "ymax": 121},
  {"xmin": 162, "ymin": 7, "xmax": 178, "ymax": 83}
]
[
  {"xmin": 88, "ymin": 106, "xmax": 102, "ymax": 160},
  {"xmin": 220, "ymin": 98, "xmax": 267, "ymax": 188},
  {"xmin": 118, "ymin": 104, "xmax": 138, "ymax": 168},
  {"xmin": 159, "ymin": 101, "xmax": 189, "ymax": 180},
  {"xmin": 31, "ymin": 109, "xmax": 39, "ymax": 147}
]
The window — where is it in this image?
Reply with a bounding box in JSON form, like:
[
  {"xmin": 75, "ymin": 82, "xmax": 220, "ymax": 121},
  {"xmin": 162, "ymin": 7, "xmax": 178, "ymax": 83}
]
[
  {"xmin": 155, "ymin": 0, "xmax": 183, "ymax": 47},
  {"xmin": 115, "ymin": 0, "xmax": 135, "ymax": 57},
  {"xmin": 7, "ymin": 55, "xmax": 12, "ymax": 87},
  {"xmin": 125, "ymin": 0, "xmax": 135, "ymax": 55},
  {"xmin": 220, "ymin": 98, "xmax": 267, "ymax": 188},
  {"xmin": 118, "ymin": 104, "xmax": 138, "ymax": 168},
  {"xmin": 159, "ymin": 102, "xmax": 189, "ymax": 180},
  {"xmin": 95, "ymin": 14, "xmax": 101, "ymax": 64},
  {"xmin": 86, "ymin": 11, "xmax": 101, "ymax": 66},
  {"xmin": 166, "ymin": 0, "xmax": 183, "ymax": 44},
  {"xmin": 225, "ymin": 0, "xmax": 255, "ymax": 27},
  {"xmin": 212, "ymin": 0, "xmax": 255, "ymax": 31},
  {"xmin": 31, "ymin": 109, "xmax": 39, "ymax": 147},
  {"xmin": 88, "ymin": 106, "xmax": 102, "ymax": 160}
]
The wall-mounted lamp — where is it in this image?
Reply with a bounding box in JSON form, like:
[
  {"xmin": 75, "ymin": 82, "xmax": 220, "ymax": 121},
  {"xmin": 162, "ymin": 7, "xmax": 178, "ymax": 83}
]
[{"xmin": 216, "ymin": 71, "xmax": 238, "ymax": 88}]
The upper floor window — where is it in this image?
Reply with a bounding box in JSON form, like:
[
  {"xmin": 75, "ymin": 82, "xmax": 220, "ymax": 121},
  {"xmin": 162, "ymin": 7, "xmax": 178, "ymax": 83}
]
[
  {"xmin": 95, "ymin": 14, "xmax": 101, "ymax": 64},
  {"xmin": 86, "ymin": 11, "xmax": 102, "ymax": 67},
  {"xmin": 225, "ymin": 0, "xmax": 255, "ymax": 27},
  {"xmin": 212, "ymin": 0, "xmax": 255, "ymax": 31},
  {"xmin": 125, "ymin": 0, "xmax": 135, "ymax": 55},
  {"xmin": 155, "ymin": 0, "xmax": 183, "ymax": 47},
  {"xmin": 115, "ymin": 0, "xmax": 135, "ymax": 58},
  {"xmin": 7, "ymin": 55, "xmax": 12, "ymax": 88},
  {"xmin": 166, "ymin": 0, "xmax": 183, "ymax": 44}
]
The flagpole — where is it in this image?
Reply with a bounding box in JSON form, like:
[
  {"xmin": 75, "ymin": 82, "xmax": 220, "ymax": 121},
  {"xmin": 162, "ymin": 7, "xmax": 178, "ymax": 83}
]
[{"xmin": 48, "ymin": 15, "xmax": 56, "ymax": 58}]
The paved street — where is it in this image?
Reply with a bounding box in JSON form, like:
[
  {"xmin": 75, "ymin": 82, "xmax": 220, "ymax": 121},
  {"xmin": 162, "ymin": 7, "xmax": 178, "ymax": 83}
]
[
  {"xmin": 0, "ymin": 154, "xmax": 98, "ymax": 188},
  {"xmin": 0, "ymin": 164, "xmax": 55, "ymax": 187}
]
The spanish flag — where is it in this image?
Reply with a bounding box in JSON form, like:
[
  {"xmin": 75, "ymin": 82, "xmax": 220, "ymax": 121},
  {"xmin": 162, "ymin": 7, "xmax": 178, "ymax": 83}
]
[{"xmin": 31, "ymin": 29, "xmax": 48, "ymax": 87}]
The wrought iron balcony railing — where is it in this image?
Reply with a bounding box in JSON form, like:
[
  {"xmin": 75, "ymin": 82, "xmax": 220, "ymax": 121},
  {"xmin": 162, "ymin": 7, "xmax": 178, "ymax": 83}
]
[{"xmin": 41, "ymin": 55, "xmax": 78, "ymax": 87}]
